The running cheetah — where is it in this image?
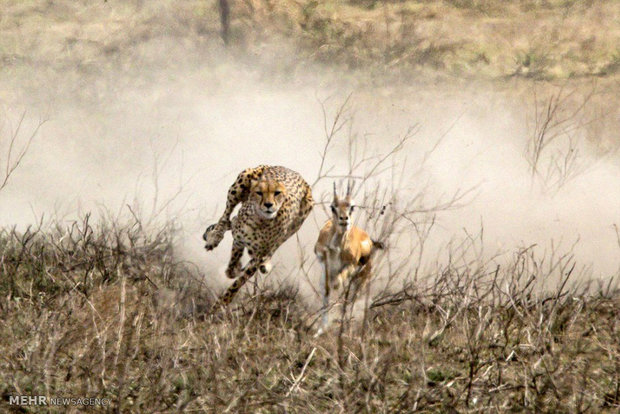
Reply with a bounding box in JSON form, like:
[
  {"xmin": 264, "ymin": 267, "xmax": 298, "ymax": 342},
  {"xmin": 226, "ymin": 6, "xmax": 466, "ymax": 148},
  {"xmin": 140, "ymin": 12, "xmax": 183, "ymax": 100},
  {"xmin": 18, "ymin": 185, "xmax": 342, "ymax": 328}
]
[{"xmin": 203, "ymin": 165, "xmax": 313, "ymax": 308}]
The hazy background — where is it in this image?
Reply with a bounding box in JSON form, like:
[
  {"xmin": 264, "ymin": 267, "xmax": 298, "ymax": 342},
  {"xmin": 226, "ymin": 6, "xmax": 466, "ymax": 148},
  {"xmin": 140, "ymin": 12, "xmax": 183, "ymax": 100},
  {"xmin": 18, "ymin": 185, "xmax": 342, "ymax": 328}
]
[{"xmin": 1, "ymin": 0, "xmax": 618, "ymax": 295}]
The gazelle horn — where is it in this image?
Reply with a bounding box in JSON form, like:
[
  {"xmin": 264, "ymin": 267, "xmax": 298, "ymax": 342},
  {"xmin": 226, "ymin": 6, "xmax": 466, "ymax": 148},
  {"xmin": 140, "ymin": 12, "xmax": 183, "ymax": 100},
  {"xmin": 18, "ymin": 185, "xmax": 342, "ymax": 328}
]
[{"xmin": 346, "ymin": 179, "xmax": 354, "ymax": 197}]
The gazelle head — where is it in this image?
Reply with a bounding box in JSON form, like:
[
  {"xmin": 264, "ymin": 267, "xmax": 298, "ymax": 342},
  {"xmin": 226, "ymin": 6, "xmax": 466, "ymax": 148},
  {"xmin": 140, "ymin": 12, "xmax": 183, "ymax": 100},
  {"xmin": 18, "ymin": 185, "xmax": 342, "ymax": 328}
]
[{"xmin": 330, "ymin": 181, "xmax": 355, "ymax": 231}]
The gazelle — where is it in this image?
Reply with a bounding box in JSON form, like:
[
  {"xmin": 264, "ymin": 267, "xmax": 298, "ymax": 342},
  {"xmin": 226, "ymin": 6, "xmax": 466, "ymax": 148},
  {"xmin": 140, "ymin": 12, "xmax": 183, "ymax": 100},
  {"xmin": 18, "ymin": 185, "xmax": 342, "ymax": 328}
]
[{"xmin": 314, "ymin": 182, "xmax": 384, "ymax": 334}]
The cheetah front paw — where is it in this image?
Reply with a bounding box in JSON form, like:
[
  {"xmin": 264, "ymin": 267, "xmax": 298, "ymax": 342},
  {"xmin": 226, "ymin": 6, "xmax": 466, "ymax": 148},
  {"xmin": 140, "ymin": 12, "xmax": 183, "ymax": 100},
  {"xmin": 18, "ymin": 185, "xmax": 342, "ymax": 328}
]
[{"xmin": 203, "ymin": 223, "xmax": 225, "ymax": 251}]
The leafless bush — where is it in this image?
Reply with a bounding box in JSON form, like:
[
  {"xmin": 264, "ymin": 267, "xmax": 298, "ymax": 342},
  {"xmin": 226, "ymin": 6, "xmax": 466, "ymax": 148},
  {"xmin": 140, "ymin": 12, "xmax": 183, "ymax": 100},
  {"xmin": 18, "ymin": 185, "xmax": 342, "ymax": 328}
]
[
  {"xmin": 2, "ymin": 209, "xmax": 618, "ymax": 412},
  {"xmin": 525, "ymin": 83, "xmax": 618, "ymax": 193},
  {"xmin": 288, "ymin": 95, "xmax": 478, "ymax": 336},
  {"xmin": 0, "ymin": 110, "xmax": 45, "ymax": 193}
]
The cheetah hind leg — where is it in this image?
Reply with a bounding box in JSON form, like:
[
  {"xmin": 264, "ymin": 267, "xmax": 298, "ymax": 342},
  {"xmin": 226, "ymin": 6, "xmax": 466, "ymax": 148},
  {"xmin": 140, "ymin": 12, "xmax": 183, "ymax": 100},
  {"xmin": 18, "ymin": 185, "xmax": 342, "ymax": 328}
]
[
  {"xmin": 211, "ymin": 258, "xmax": 261, "ymax": 311},
  {"xmin": 225, "ymin": 242, "xmax": 244, "ymax": 278},
  {"xmin": 240, "ymin": 256, "xmax": 272, "ymax": 275},
  {"xmin": 258, "ymin": 256, "xmax": 272, "ymax": 275}
]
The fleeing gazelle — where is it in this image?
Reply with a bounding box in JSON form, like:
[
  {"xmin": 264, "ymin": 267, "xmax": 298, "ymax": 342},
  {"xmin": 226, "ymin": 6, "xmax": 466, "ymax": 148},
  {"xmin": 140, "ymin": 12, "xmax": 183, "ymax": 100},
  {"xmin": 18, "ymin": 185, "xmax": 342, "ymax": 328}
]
[{"xmin": 314, "ymin": 181, "xmax": 384, "ymax": 334}]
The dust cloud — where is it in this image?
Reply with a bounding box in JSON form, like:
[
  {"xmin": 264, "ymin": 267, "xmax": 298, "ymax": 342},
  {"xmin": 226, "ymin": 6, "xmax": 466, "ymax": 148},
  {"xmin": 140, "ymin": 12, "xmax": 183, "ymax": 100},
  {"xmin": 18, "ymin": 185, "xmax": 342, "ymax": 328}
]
[{"xmin": 0, "ymin": 47, "xmax": 618, "ymax": 298}]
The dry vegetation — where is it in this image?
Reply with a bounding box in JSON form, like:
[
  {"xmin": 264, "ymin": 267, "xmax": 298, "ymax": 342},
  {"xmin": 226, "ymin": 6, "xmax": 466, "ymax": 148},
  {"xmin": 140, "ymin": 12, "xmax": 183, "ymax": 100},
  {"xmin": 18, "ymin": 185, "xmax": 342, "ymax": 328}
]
[
  {"xmin": 0, "ymin": 97, "xmax": 618, "ymax": 413},
  {"xmin": 1, "ymin": 0, "xmax": 619, "ymax": 413},
  {"xmin": 0, "ymin": 212, "xmax": 619, "ymax": 412},
  {"xmin": 1, "ymin": 0, "xmax": 619, "ymax": 80}
]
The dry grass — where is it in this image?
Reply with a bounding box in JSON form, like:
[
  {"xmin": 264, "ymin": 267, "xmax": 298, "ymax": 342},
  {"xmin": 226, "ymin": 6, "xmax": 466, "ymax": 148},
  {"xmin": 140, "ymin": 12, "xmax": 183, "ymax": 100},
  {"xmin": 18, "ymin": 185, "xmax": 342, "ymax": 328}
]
[
  {"xmin": 0, "ymin": 215, "xmax": 619, "ymax": 413},
  {"xmin": 1, "ymin": 0, "xmax": 619, "ymax": 81}
]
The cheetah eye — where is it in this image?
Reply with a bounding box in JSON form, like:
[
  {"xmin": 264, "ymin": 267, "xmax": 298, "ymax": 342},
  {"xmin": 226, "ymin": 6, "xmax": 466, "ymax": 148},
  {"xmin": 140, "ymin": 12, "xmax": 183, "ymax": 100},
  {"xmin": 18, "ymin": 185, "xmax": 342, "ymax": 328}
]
[
  {"xmin": 256, "ymin": 191, "xmax": 263, "ymax": 196},
  {"xmin": 274, "ymin": 191, "xmax": 281, "ymax": 196}
]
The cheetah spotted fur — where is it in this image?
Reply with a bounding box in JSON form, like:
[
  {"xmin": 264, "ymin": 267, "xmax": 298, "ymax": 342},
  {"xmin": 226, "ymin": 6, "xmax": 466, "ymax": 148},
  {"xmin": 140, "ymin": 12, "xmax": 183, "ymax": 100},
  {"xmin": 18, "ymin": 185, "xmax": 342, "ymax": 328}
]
[{"xmin": 203, "ymin": 165, "xmax": 313, "ymax": 308}]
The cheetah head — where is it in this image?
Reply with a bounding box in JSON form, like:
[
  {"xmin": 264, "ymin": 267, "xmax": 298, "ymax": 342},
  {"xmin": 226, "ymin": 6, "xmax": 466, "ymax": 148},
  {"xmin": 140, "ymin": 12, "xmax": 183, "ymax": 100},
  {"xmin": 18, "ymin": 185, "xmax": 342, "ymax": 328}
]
[{"xmin": 250, "ymin": 177, "xmax": 287, "ymax": 219}]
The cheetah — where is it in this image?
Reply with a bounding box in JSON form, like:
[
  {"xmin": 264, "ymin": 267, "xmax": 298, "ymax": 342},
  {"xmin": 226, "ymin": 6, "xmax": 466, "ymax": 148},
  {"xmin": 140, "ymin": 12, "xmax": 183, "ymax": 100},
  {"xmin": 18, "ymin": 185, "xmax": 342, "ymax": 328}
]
[{"xmin": 203, "ymin": 165, "xmax": 313, "ymax": 308}]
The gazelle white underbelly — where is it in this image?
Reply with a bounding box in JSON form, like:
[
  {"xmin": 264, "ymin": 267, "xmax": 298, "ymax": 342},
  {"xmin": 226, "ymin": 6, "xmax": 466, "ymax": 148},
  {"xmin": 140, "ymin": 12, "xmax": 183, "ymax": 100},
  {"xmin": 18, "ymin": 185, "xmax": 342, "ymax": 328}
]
[{"xmin": 326, "ymin": 250, "xmax": 343, "ymax": 284}]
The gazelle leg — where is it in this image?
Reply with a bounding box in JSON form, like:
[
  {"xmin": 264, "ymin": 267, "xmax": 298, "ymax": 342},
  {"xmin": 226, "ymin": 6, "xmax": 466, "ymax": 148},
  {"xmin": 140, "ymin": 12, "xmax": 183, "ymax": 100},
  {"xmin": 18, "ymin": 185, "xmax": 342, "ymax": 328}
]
[
  {"xmin": 350, "ymin": 262, "xmax": 370, "ymax": 302},
  {"xmin": 336, "ymin": 264, "xmax": 357, "ymax": 296},
  {"xmin": 316, "ymin": 257, "xmax": 331, "ymax": 336},
  {"xmin": 322, "ymin": 260, "xmax": 330, "ymax": 328}
]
